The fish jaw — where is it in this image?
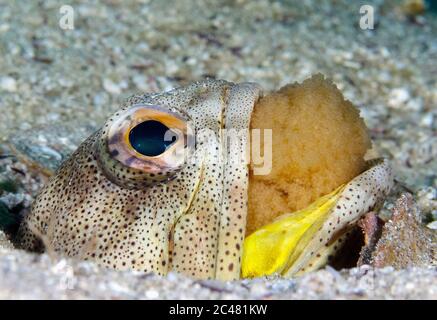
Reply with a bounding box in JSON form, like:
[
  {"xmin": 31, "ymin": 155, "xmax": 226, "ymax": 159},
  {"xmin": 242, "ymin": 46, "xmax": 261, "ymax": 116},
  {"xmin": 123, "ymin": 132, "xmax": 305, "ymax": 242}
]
[{"xmin": 242, "ymin": 159, "xmax": 393, "ymax": 278}]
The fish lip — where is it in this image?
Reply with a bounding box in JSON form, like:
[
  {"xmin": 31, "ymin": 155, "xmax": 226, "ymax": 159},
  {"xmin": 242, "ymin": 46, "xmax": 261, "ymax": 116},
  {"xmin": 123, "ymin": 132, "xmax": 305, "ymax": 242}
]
[
  {"xmin": 242, "ymin": 158, "xmax": 393, "ymax": 278},
  {"xmin": 285, "ymin": 158, "xmax": 393, "ymax": 276}
]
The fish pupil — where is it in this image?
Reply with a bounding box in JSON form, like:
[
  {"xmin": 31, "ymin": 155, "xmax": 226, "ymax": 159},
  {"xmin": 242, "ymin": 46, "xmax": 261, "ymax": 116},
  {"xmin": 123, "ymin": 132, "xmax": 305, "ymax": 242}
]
[{"xmin": 129, "ymin": 120, "xmax": 177, "ymax": 157}]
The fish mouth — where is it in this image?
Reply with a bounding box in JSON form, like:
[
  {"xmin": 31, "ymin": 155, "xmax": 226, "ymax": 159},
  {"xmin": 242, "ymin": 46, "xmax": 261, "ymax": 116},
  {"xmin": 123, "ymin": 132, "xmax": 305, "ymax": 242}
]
[
  {"xmin": 241, "ymin": 75, "xmax": 393, "ymax": 278},
  {"xmin": 241, "ymin": 159, "xmax": 393, "ymax": 278}
]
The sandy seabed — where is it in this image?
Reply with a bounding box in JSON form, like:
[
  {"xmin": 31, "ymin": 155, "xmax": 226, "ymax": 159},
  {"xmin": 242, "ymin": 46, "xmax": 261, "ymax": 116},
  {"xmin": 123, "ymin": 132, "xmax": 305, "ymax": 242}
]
[{"xmin": 0, "ymin": 0, "xmax": 436, "ymax": 299}]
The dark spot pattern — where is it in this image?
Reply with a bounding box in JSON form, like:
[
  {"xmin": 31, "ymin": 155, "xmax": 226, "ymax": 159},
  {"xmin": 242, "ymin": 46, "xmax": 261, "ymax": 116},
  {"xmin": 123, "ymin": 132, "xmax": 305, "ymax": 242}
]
[
  {"xmin": 16, "ymin": 81, "xmax": 392, "ymax": 280},
  {"xmin": 289, "ymin": 158, "xmax": 393, "ymax": 276},
  {"xmin": 17, "ymin": 80, "xmax": 261, "ymax": 281}
]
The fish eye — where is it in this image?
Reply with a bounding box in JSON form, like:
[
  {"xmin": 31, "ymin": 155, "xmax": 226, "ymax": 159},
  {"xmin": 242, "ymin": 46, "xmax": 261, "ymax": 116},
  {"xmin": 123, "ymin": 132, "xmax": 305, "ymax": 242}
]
[
  {"xmin": 98, "ymin": 103, "xmax": 194, "ymax": 188},
  {"xmin": 128, "ymin": 120, "xmax": 178, "ymax": 157}
]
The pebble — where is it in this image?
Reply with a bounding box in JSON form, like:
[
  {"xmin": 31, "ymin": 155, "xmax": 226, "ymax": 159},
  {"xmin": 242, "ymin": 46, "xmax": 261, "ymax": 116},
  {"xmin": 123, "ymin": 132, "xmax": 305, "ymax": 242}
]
[
  {"xmin": 420, "ymin": 114, "xmax": 434, "ymax": 127},
  {"xmin": 145, "ymin": 289, "xmax": 160, "ymax": 299},
  {"xmin": 416, "ymin": 187, "xmax": 437, "ymax": 220},
  {"xmin": 0, "ymin": 77, "xmax": 17, "ymax": 92},
  {"xmin": 249, "ymin": 282, "xmax": 269, "ymax": 298},
  {"xmin": 387, "ymin": 88, "xmax": 410, "ymax": 109},
  {"xmin": 132, "ymin": 74, "xmax": 151, "ymax": 91},
  {"xmin": 0, "ymin": 231, "xmax": 14, "ymax": 250},
  {"xmin": 0, "ymin": 193, "xmax": 25, "ymax": 209},
  {"xmin": 103, "ymin": 78, "xmax": 122, "ymax": 95},
  {"xmin": 0, "ymin": 24, "xmax": 10, "ymax": 33},
  {"xmin": 426, "ymin": 221, "xmax": 437, "ymax": 230}
]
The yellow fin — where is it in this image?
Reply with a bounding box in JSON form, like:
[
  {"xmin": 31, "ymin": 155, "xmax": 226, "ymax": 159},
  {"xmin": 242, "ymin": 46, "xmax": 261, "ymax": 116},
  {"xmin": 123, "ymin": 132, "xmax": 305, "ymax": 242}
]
[{"xmin": 241, "ymin": 186, "xmax": 344, "ymax": 278}]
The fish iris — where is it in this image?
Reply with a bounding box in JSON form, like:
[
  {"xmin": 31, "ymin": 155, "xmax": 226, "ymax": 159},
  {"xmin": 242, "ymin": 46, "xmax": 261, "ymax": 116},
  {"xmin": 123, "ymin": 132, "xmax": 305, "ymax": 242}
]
[{"xmin": 129, "ymin": 120, "xmax": 176, "ymax": 157}]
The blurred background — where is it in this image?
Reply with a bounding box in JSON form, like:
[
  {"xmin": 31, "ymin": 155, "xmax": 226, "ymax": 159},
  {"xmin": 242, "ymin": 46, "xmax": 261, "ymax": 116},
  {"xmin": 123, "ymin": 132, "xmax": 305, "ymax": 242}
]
[{"xmin": 0, "ymin": 0, "xmax": 436, "ymax": 220}]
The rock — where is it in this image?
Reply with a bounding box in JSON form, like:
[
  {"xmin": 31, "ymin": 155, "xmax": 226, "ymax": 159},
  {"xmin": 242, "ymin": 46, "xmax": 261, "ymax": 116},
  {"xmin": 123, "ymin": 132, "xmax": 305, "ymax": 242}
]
[
  {"xmin": 7, "ymin": 122, "xmax": 97, "ymax": 176},
  {"xmin": 357, "ymin": 212, "xmax": 384, "ymax": 266},
  {"xmin": 371, "ymin": 194, "xmax": 436, "ymax": 268}
]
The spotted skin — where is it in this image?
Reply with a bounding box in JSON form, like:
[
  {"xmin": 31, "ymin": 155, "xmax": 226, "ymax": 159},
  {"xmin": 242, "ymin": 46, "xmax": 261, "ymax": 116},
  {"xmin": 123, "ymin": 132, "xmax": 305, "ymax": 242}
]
[
  {"xmin": 17, "ymin": 80, "xmax": 261, "ymax": 280},
  {"xmin": 216, "ymin": 83, "xmax": 262, "ymax": 280},
  {"xmin": 16, "ymin": 79, "xmax": 393, "ymax": 280},
  {"xmin": 285, "ymin": 158, "xmax": 393, "ymax": 276}
]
